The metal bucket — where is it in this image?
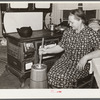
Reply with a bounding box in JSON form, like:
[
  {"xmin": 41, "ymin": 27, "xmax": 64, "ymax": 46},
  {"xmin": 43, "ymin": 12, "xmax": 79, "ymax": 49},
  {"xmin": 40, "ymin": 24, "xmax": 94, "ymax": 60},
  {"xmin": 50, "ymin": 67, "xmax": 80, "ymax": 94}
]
[{"xmin": 30, "ymin": 64, "xmax": 48, "ymax": 88}]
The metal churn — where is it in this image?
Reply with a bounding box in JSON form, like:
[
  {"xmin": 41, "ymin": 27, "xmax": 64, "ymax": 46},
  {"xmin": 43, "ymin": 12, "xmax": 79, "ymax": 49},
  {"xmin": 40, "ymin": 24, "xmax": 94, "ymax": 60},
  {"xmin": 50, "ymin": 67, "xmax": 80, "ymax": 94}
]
[
  {"xmin": 30, "ymin": 63, "xmax": 47, "ymax": 88},
  {"xmin": 30, "ymin": 38, "xmax": 48, "ymax": 88}
]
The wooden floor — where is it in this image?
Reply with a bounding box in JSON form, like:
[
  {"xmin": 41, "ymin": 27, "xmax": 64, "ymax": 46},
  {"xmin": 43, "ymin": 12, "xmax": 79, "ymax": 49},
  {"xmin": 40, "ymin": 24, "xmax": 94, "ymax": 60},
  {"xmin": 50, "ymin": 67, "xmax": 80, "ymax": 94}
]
[
  {"xmin": 0, "ymin": 45, "xmax": 98, "ymax": 89},
  {"xmin": 0, "ymin": 45, "xmax": 7, "ymax": 76}
]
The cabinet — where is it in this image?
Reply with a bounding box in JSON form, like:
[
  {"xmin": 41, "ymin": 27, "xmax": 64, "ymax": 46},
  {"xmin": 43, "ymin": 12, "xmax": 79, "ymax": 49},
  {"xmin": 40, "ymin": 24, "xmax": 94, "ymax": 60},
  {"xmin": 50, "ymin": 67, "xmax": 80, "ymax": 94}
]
[{"xmin": 6, "ymin": 30, "xmax": 62, "ymax": 87}]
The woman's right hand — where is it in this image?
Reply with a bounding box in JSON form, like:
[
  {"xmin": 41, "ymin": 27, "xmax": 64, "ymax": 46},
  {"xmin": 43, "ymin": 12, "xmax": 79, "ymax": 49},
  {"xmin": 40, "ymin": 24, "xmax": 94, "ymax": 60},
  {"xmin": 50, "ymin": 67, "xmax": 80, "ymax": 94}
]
[
  {"xmin": 39, "ymin": 43, "xmax": 57, "ymax": 55},
  {"xmin": 39, "ymin": 43, "xmax": 63, "ymax": 56},
  {"xmin": 39, "ymin": 45, "xmax": 48, "ymax": 55}
]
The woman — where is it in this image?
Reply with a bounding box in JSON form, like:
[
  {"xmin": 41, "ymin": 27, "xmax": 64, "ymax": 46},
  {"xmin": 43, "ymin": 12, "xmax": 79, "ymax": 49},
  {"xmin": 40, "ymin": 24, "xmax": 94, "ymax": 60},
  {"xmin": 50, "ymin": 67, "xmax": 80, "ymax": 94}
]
[{"xmin": 39, "ymin": 9, "xmax": 100, "ymax": 88}]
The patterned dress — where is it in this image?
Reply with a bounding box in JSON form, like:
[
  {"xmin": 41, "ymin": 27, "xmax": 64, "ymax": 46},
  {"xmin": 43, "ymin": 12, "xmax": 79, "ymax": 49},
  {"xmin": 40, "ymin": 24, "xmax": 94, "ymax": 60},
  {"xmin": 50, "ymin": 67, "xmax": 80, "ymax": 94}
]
[{"xmin": 48, "ymin": 25, "xmax": 100, "ymax": 88}]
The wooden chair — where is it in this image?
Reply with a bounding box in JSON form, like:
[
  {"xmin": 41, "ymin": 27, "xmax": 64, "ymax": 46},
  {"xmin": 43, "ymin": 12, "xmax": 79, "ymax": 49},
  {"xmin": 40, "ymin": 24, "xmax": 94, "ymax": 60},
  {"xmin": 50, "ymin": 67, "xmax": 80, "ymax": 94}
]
[
  {"xmin": 48, "ymin": 72, "xmax": 98, "ymax": 89},
  {"xmin": 74, "ymin": 72, "xmax": 96, "ymax": 88}
]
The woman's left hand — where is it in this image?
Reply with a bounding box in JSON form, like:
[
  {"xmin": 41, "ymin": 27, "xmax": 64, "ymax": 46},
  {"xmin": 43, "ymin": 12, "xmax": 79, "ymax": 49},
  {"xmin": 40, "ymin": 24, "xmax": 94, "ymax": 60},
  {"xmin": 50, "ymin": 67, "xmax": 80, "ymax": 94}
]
[{"xmin": 76, "ymin": 55, "xmax": 88, "ymax": 71}]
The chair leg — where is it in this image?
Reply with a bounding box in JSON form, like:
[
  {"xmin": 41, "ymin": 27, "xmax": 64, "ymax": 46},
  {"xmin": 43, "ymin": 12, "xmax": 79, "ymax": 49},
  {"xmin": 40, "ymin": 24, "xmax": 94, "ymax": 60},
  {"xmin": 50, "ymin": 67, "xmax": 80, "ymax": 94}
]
[
  {"xmin": 76, "ymin": 73, "xmax": 95, "ymax": 88},
  {"xmin": 92, "ymin": 76, "xmax": 99, "ymax": 88},
  {"xmin": 90, "ymin": 73, "xmax": 94, "ymax": 88}
]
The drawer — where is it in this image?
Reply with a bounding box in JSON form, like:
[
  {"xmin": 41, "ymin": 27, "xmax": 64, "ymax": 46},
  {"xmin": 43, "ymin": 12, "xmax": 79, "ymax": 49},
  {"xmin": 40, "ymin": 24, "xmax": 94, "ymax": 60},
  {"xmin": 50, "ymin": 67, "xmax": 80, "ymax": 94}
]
[
  {"xmin": 8, "ymin": 42, "xmax": 20, "ymax": 59},
  {"xmin": 8, "ymin": 54, "xmax": 34, "ymax": 72},
  {"xmin": 8, "ymin": 54, "xmax": 21, "ymax": 71}
]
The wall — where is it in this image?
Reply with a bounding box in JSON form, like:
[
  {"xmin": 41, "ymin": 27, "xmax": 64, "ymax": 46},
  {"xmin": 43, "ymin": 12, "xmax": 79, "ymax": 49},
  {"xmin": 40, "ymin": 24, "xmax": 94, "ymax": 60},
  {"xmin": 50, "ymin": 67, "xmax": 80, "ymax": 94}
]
[
  {"xmin": 51, "ymin": 3, "xmax": 78, "ymax": 25},
  {"xmin": 51, "ymin": 3, "xmax": 100, "ymax": 25},
  {"xmin": 82, "ymin": 3, "xmax": 100, "ymax": 20},
  {"xmin": 0, "ymin": 3, "xmax": 100, "ymax": 37}
]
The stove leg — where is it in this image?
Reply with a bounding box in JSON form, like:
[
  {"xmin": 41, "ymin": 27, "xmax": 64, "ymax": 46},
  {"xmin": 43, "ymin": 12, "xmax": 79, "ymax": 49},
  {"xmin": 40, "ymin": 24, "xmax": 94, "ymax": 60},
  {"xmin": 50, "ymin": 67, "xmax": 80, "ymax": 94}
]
[
  {"xmin": 5, "ymin": 65, "xmax": 11, "ymax": 73},
  {"xmin": 20, "ymin": 78, "xmax": 25, "ymax": 88},
  {"xmin": 20, "ymin": 82, "xmax": 25, "ymax": 88}
]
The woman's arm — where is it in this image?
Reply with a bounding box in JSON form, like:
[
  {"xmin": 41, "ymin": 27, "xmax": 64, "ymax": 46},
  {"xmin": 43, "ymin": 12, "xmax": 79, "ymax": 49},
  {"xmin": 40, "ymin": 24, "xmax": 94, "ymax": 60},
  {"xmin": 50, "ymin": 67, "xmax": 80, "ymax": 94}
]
[
  {"xmin": 39, "ymin": 45, "xmax": 64, "ymax": 55},
  {"xmin": 86, "ymin": 50, "xmax": 100, "ymax": 60},
  {"xmin": 77, "ymin": 50, "xmax": 100, "ymax": 70}
]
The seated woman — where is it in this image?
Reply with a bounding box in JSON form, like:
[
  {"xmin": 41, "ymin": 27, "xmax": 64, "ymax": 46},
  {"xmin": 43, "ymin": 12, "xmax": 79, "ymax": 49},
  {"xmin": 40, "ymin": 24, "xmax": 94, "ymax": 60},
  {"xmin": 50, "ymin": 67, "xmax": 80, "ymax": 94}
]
[{"xmin": 39, "ymin": 9, "xmax": 100, "ymax": 88}]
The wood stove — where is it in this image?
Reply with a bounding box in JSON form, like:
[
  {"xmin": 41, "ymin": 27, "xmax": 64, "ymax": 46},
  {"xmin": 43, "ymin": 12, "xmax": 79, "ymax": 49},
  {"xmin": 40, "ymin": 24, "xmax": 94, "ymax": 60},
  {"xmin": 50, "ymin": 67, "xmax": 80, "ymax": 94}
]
[{"xmin": 6, "ymin": 30, "xmax": 62, "ymax": 87}]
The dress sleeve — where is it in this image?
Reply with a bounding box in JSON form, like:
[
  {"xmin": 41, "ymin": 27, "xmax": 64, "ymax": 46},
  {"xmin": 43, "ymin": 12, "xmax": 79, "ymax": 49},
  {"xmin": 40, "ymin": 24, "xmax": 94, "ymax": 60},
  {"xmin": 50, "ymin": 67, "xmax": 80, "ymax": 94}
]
[
  {"xmin": 58, "ymin": 29, "xmax": 68, "ymax": 49},
  {"xmin": 89, "ymin": 30, "xmax": 100, "ymax": 50}
]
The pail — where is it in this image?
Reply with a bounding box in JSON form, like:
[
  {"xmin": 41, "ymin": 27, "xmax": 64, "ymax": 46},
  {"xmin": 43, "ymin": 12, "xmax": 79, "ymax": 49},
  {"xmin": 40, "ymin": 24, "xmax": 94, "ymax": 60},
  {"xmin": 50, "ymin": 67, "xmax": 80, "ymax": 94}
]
[{"xmin": 30, "ymin": 64, "xmax": 48, "ymax": 88}]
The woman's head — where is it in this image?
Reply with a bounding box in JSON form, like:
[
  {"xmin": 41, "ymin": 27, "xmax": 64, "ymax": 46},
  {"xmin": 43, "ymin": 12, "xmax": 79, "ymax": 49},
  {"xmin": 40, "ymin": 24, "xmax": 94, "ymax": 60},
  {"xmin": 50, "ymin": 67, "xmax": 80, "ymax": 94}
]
[{"xmin": 68, "ymin": 9, "xmax": 86, "ymax": 30}]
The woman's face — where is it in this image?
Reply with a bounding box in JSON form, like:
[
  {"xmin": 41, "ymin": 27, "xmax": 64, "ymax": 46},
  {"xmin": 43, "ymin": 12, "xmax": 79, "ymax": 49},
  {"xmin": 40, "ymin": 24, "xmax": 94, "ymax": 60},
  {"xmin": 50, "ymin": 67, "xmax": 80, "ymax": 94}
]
[{"xmin": 68, "ymin": 14, "xmax": 82, "ymax": 30}]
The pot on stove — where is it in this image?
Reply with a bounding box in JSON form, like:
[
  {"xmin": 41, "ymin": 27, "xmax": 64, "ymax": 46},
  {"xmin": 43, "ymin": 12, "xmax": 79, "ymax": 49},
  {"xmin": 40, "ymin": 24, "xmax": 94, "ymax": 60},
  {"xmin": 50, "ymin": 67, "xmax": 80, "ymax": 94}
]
[{"xmin": 17, "ymin": 26, "xmax": 32, "ymax": 38}]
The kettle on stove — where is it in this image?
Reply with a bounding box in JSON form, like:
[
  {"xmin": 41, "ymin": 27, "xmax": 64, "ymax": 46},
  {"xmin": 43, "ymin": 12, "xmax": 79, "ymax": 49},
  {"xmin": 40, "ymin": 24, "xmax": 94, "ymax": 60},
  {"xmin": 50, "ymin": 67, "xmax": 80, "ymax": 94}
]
[{"xmin": 17, "ymin": 26, "xmax": 33, "ymax": 38}]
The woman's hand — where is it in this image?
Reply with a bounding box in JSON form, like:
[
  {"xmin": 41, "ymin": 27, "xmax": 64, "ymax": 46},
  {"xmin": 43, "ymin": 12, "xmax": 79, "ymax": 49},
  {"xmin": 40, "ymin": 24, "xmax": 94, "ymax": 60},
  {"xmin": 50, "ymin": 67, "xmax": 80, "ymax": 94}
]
[
  {"xmin": 39, "ymin": 45, "xmax": 48, "ymax": 55},
  {"xmin": 39, "ymin": 44, "xmax": 57, "ymax": 55},
  {"xmin": 39, "ymin": 44, "xmax": 64, "ymax": 55},
  {"xmin": 76, "ymin": 55, "xmax": 88, "ymax": 71}
]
